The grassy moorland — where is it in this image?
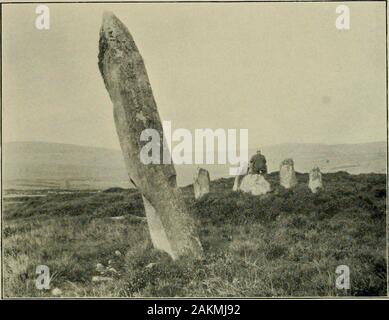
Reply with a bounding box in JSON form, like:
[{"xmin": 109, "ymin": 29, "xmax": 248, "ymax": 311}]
[{"xmin": 2, "ymin": 171, "xmax": 387, "ymax": 297}]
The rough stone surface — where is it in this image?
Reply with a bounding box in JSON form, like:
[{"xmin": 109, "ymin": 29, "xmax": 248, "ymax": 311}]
[
  {"xmin": 193, "ymin": 168, "xmax": 210, "ymax": 199},
  {"xmin": 279, "ymin": 158, "xmax": 297, "ymax": 189},
  {"xmin": 309, "ymin": 166, "xmax": 323, "ymax": 193},
  {"xmin": 239, "ymin": 174, "xmax": 271, "ymax": 196},
  {"xmin": 98, "ymin": 12, "xmax": 203, "ymax": 260}
]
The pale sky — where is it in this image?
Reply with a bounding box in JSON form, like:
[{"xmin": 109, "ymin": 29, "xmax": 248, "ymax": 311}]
[{"xmin": 2, "ymin": 2, "xmax": 387, "ymax": 149}]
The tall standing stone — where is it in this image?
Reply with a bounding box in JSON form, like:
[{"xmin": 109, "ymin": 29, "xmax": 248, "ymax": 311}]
[
  {"xmin": 309, "ymin": 166, "xmax": 323, "ymax": 193},
  {"xmin": 193, "ymin": 168, "xmax": 210, "ymax": 199},
  {"xmin": 279, "ymin": 158, "xmax": 297, "ymax": 189},
  {"xmin": 98, "ymin": 12, "xmax": 203, "ymax": 260}
]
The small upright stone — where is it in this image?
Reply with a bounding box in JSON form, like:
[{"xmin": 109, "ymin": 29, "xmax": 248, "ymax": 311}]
[
  {"xmin": 239, "ymin": 174, "xmax": 271, "ymax": 196},
  {"xmin": 279, "ymin": 158, "xmax": 297, "ymax": 189},
  {"xmin": 92, "ymin": 276, "xmax": 113, "ymax": 282},
  {"xmin": 51, "ymin": 288, "xmax": 62, "ymax": 297},
  {"xmin": 96, "ymin": 263, "xmax": 105, "ymax": 273},
  {"xmin": 232, "ymin": 163, "xmax": 248, "ymax": 191},
  {"xmin": 194, "ymin": 168, "xmax": 210, "ymax": 199},
  {"xmin": 309, "ymin": 166, "xmax": 323, "ymax": 193}
]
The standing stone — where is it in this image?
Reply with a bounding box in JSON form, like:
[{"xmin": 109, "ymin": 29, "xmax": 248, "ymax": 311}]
[
  {"xmin": 309, "ymin": 166, "xmax": 323, "ymax": 193},
  {"xmin": 232, "ymin": 163, "xmax": 248, "ymax": 191},
  {"xmin": 279, "ymin": 158, "xmax": 297, "ymax": 189},
  {"xmin": 98, "ymin": 12, "xmax": 203, "ymax": 260},
  {"xmin": 193, "ymin": 168, "xmax": 210, "ymax": 199},
  {"xmin": 142, "ymin": 195, "xmax": 174, "ymax": 257},
  {"xmin": 239, "ymin": 174, "xmax": 271, "ymax": 196}
]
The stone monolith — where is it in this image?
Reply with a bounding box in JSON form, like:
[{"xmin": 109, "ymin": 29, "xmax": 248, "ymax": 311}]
[
  {"xmin": 98, "ymin": 12, "xmax": 203, "ymax": 260},
  {"xmin": 279, "ymin": 158, "xmax": 297, "ymax": 189},
  {"xmin": 239, "ymin": 174, "xmax": 271, "ymax": 196},
  {"xmin": 309, "ymin": 166, "xmax": 323, "ymax": 193},
  {"xmin": 193, "ymin": 168, "xmax": 210, "ymax": 199}
]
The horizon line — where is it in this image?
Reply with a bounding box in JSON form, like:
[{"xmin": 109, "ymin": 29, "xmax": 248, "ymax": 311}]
[{"xmin": 2, "ymin": 139, "xmax": 386, "ymax": 151}]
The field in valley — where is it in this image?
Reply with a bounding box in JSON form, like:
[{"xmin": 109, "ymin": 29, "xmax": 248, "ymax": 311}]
[{"xmin": 2, "ymin": 171, "xmax": 387, "ymax": 297}]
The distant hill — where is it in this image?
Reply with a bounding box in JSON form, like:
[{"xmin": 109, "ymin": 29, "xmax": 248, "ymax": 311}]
[
  {"xmin": 260, "ymin": 142, "xmax": 386, "ymax": 174},
  {"xmin": 2, "ymin": 141, "xmax": 386, "ymax": 190}
]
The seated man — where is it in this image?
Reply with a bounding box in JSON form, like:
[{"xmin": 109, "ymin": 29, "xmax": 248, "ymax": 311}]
[{"xmin": 248, "ymin": 150, "xmax": 268, "ymax": 175}]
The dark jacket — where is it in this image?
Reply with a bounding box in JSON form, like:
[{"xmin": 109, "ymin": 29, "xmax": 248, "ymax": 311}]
[{"xmin": 249, "ymin": 153, "xmax": 267, "ymax": 174}]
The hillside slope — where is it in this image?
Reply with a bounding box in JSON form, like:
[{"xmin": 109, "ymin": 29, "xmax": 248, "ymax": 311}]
[{"xmin": 2, "ymin": 172, "xmax": 386, "ymax": 297}]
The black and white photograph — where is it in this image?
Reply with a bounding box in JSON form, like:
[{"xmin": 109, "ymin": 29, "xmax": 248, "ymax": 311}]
[{"xmin": 0, "ymin": 0, "xmax": 388, "ymax": 299}]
